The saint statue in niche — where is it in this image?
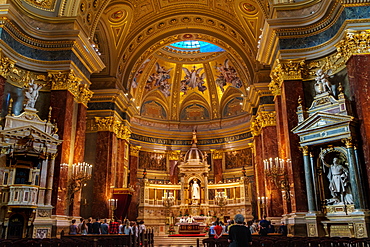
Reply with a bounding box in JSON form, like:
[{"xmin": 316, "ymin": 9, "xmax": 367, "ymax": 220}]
[
  {"xmin": 321, "ymin": 153, "xmax": 354, "ymax": 205},
  {"xmin": 191, "ymin": 179, "xmax": 200, "ymax": 200},
  {"xmin": 24, "ymin": 80, "xmax": 42, "ymax": 109}
]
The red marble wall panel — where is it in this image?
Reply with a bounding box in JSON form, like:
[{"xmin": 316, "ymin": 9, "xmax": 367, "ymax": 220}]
[
  {"xmin": 347, "ymin": 54, "xmax": 370, "ymax": 194},
  {"xmin": 213, "ymin": 159, "xmax": 223, "ymax": 183},
  {"xmin": 253, "ymin": 136, "xmax": 265, "ymax": 200},
  {"xmin": 275, "ymin": 95, "xmax": 287, "ymax": 159},
  {"xmin": 116, "ymin": 139, "xmax": 124, "ymax": 188},
  {"xmin": 0, "ymin": 76, "xmax": 6, "ymax": 112},
  {"xmin": 91, "ymin": 131, "xmax": 115, "ymax": 218},
  {"xmin": 281, "ymin": 80, "xmax": 307, "ymax": 213},
  {"xmin": 50, "ymin": 90, "xmax": 74, "ymax": 215}
]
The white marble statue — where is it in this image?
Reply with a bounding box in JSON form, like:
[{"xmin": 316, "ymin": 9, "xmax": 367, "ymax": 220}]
[
  {"xmin": 191, "ymin": 179, "xmax": 200, "ymax": 200},
  {"xmin": 25, "ymin": 80, "xmax": 42, "ymax": 109},
  {"xmin": 314, "ymin": 69, "xmax": 333, "ymax": 94},
  {"xmin": 321, "ymin": 155, "xmax": 354, "ymax": 205}
]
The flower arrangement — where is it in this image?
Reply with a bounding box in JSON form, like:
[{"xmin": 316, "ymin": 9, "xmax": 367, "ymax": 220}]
[
  {"xmin": 168, "ymin": 224, "xmax": 175, "ymax": 235},
  {"xmin": 203, "ymin": 224, "xmax": 210, "ymax": 233}
]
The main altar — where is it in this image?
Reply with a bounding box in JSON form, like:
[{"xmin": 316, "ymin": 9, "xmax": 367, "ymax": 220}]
[{"xmin": 137, "ymin": 131, "xmax": 253, "ymax": 235}]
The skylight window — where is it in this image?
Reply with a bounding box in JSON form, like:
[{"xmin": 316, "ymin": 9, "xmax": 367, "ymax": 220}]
[{"xmin": 169, "ymin": 41, "xmax": 224, "ymax": 53}]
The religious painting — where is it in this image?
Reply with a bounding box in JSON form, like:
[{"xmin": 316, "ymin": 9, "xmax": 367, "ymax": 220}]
[
  {"xmin": 223, "ymin": 97, "xmax": 243, "ymax": 118},
  {"xmin": 145, "ymin": 62, "xmax": 173, "ymax": 97},
  {"xmin": 141, "ymin": 100, "xmax": 167, "ymax": 119},
  {"xmin": 139, "ymin": 151, "xmax": 166, "ymax": 171},
  {"xmin": 180, "ymin": 104, "xmax": 210, "ymax": 121},
  {"xmin": 180, "ymin": 66, "xmax": 207, "ymax": 94},
  {"xmin": 214, "ymin": 59, "xmax": 243, "ymax": 92},
  {"xmin": 132, "ymin": 59, "xmax": 150, "ymax": 88},
  {"xmin": 225, "ymin": 148, "xmax": 252, "ymax": 169}
]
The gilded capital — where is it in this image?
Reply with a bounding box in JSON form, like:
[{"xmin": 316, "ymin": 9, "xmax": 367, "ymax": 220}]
[
  {"xmin": 48, "ymin": 70, "xmax": 92, "ymax": 106},
  {"xmin": 269, "ymin": 59, "xmax": 307, "ymax": 95},
  {"xmin": 167, "ymin": 150, "xmax": 181, "ymax": 161},
  {"xmin": 210, "ymin": 149, "xmax": 223, "ymax": 160},
  {"xmin": 250, "ymin": 119, "xmax": 262, "ymax": 137},
  {"xmin": 300, "ymin": 146, "xmax": 309, "ymax": 156},
  {"xmin": 130, "ymin": 145, "xmax": 141, "ymax": 157},
  {"xmin": 88, "ymin": 116, "xmax": 131, "ymax": 140},
  {"xmin": 341, "ymin": 138, "xmax": 353, "ymax": 149},
  {"xmin": 256, "ymin": 111, "xmax": 276, "ymax": 128},
  {"xmin": 336, "ymin": 30, "xmax": 370, "ymax": 61}
]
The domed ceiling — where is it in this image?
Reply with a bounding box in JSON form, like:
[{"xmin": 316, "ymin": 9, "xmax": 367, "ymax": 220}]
[{"xmin": 130, "ymin": 38, "xmax": 250, "ymax": 124}]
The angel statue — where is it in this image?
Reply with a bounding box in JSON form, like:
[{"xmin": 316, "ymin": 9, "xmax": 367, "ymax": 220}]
[
  {"xmin": 314, "ymin": 69, "xmax": 334, "ymax": 95},
  {"xmin": 24, "ymin": 80, "xmax": 42, "ymax": 109}
]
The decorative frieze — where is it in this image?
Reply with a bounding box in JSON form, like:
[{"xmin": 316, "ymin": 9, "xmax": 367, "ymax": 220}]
[
  {"xmin": 24, "ymin": 0, "xmax": 57, "ymax": 11},
  {"xmin": 86, "ymin": 116, "xmax": 131, "ymax": 141}
]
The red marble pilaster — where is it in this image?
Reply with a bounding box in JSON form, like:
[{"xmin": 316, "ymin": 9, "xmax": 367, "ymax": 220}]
[
  {"xmin": 213, "ymin": 159, "xmax": 223, "ymax": 183},
  {"xmin": 261, "ymin": 126, "xmax": 283, "ymax": 217},
  {"xmin": 91, "ymin": 131, "xmax": 117, "ymax": 218},
  {"xmin": 281, "ymin": 80, "xmax": 307, "ymax": 213},
  {"xmin": 347, "ymin": 54, "xmax": 370, "ymax": 194},
  {"xmin": 116, "ymin": 139, "xmax": 125, "ymax": 188},
  {"xmin": 50, "ymin": 90, "xmax": 74, "ymax": 215},
  {"xmin": 0, "ymin": 76, "xmax": 6, "ymax": 111},
  {"xmin": 169, "ymin": 160, "xmax": 179, "ymax": 184},
  {"xmin": 275, "ymin": 95, "xmax": 291, "ymax": 214},
  {"xmin": 72, "ymin": 104, "xmax": 87, "ymax": 216},
  {"xmin": 128, "ymin": 153, "xmax": 139, "ymax": 220},
  {"xmin": 253, "ymin": 135, "xmax": 265, "ymax": 218}
]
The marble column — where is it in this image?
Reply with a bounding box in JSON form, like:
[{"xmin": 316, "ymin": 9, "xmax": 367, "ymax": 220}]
[
  {"xmin": 343, "ymin": 139, "xmax": 365, "ymax": 209},
  {"xmin": 71, "ymin": 103, "xmax": 87, "ymax": 216},
  {"xmin": 213, "ymin": 159, "xmax": 222, "ymax": 183},
  {"xmin": 38, "ymin": 159, "xmax": 48, "ymax": 205},
  {"xmin": 45, "ymin": 156, "xmax": 56, "ymax": 205},
  {"xmin": 261, "ymin": 125, "xmax": 283, "ymax": 217},
  {"xmin": 280, "ymin": 80, "xmax": 307, "ymax": 213},
  {"xmin": 127, "ymin": 146, "xmax": 140, "ymax": 220},
  {"xmin": 347, "ymin": 54, "xmax": 370, "ymax": 195},
  {"xmin": 50, "ymin": 90, "xmax": 74, "ymax": 215},
  {"xmin": 253, "ymin": 135, "xmax": 265, "ymax": 219},
  {"xmin": 91, "ymin": 131, "xmax": 117, "ymax": 218},
  {"xmin": 275, "ymin": 95, "xmax": 287, "ymax": 159},
  {"xmin": 302, "ymin": 146, "xmax": 316, "ymax": 213}
]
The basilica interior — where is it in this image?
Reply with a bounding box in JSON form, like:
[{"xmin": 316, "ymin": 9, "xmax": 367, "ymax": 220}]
[{"xmin": 0, "ymin": 0, "xmax": 370, "ymax": 241}]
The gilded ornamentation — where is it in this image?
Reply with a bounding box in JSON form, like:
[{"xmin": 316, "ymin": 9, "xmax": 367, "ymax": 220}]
[
  {"xmin": 269, "ymin": 59, "xmax": 307, "ymax": 96},
  {"xmin": 308, "ymin": 223, "xmax": 317, "ymax": 237},
  {"xmin": 300, "ymin": 146, "xmax": 309, "ymax": 156},
  {"xmin": 210, "ymin": 149, "xmax": 223, "ymax": 160},
  {"xmin": 92, "ymin": 116, "xmax": 131, "ymax": 140},
  {"xmin": 250, "ymin": 119, "xmax": 261, "ymax": 137},
  {"xmin": 0, "ymin": 50, "xmax": 17, "ymax": 78},
  {"xmin": 168, "ymin": 150, "xmax": 181, "ymax": 161},
  {"xmin": 76, "ymin": 84, "xmax": 94, "ymax": 107},
  {"xmin": 24, "ymin": 0, "xmax": 57, "ymax": 11},
  {"xmin": 355, "ymin": 223, "xmax": 367, "ymax": 238},
  {"xmin": 225, "ymin": 148, "xmax": 253, "ymax": 169},
  {"xmin": 38, "ymin": 209, "xmax": 51, "ymax": 217},
  {"xmin": 130, "ymin": 145, "xmax": 141, "ymax": 157},
  {"xmin": 252, "ymin": 111, "xmax": 276, "ymax": 135},
  {"xmin": 341, "ymin": 138, "xmax": 353, "ymax": 149}
]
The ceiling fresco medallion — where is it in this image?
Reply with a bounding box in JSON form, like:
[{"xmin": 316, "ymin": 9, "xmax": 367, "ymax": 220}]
[
  {"xmin": 24, "ymin": 0, "xmax": 57, "ymax": 11},
  {"xmin": 240, "ymin": 2, "xmax": 258, "ymax": 15}
]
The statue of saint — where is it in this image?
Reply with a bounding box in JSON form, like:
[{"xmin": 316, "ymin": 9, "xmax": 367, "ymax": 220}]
[
  {"xmin": 321, "ymin": 155, "xmax": 353, "ymax": 205},
  {"xmin": 191, "ymin": 179, "xmax": 200, "ymax": 200},
  {"xmin": 24, "ymin": 80, "xmax": 42, "ymax": 109}
]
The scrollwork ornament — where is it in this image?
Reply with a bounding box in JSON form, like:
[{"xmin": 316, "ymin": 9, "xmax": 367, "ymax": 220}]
[
  {"xmin": 167, "ymin": 150, "xmax": 181, "ymax": 161},
  {"xmin": 0, "ymin": 50, "xmax": 17, "ymax": 78},
  {"xmin": 77, "ymin": 84, "xmax": 94, "ymax": 107},
  {"xmin": 210, "ymin": 149, "xmax": 223, "ymax": 160},
  {"xmin": 48, "ymin": 70, "xmax": 82, "ymax": 99}
]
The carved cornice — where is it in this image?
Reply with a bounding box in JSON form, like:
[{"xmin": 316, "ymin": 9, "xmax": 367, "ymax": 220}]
[
  {"xmin": 269, "ymin": 59, "xmax": 307, "ymax": 96},
  {"xmin": 130, "ymin": 145, "xmax": 141, "ymax": 157},
  {"xmin": 250, "ymin": 111, "xmax": 276, "ymax": 136},
  {"xmin": 210, "ymin": 149, "xmax": 223, "ymax": 160},
  {"xmin": 86, "ymin": 116, "xmax": 131, "ymax": 141},
  {"xmin": 167, "ymin": 150, "xmax": 181, "ymax": 161},
  {"xmin": 48, "ymin": 70, "xmax": 93, "ymax": 107}
]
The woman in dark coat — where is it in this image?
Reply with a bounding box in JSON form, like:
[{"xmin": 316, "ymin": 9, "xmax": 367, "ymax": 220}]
[{"xmin": 228, "ymin": 214, "xmax": 252, "ymax": 247}]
